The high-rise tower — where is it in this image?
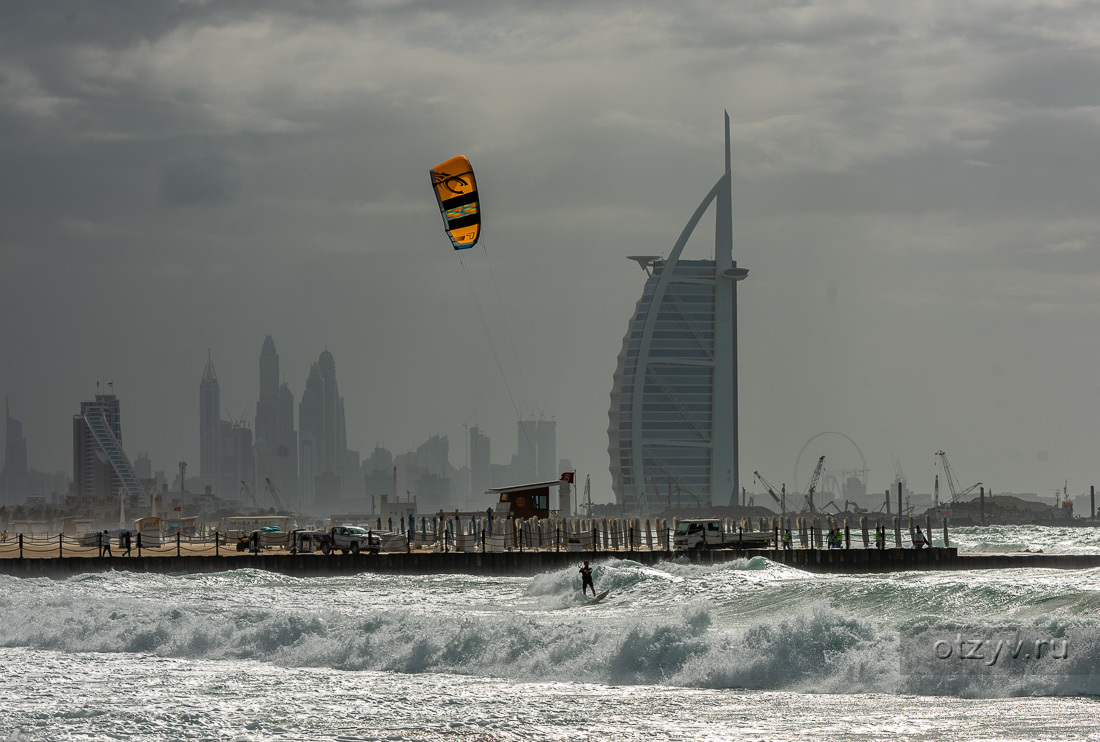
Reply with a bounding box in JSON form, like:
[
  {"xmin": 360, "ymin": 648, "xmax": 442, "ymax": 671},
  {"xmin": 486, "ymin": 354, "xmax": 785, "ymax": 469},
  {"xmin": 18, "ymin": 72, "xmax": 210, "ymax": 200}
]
[
  {"xmin": 607, "ymin": 114, "xmax": 748, "ymax": 512},
  {"xmin": 255, "ymin": 335, "xmax": 297, "ymax": 504},
  {"xmin": 4, "ymin": 397, "xmax": 27, "ymax": 480},
  {"xmin": 73, "ymin": 392, "xmax": 147, "ymax": 504},
  {"xmin": 199, "ymin": 352, "xmax": 222, "ymax": 494},
  {"xmin": 299, "ymin": 350, "xmax": 349, "ymax": 511}
]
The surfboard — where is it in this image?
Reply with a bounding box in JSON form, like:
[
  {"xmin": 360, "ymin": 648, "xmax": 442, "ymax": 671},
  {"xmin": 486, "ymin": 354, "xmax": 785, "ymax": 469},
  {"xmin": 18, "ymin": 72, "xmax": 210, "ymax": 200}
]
[{"xmin": 591, "ymin": 589, "xmax": 610, "ymax": 603}]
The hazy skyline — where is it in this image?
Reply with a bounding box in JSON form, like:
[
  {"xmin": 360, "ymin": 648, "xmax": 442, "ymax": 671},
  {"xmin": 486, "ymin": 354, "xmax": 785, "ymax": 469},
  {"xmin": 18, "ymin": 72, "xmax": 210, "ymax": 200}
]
[{"xmin": 3, "ymin": 2, "xmax": 1100, "ymax": 505}]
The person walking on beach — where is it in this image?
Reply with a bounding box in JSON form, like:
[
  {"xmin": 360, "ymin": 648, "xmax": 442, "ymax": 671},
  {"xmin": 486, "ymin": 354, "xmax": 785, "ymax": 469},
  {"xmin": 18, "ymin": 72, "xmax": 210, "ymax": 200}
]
[
  {"xmin": 100, "ymin": 530, "xmax": 112, "ymax": 557},
  {"xmin": 579, "ymin": 561, "xmax": 596, "ymax": 597},
  {"xmin": 122, "ymin": 531, "xmax": 132, "ymax": 557}
]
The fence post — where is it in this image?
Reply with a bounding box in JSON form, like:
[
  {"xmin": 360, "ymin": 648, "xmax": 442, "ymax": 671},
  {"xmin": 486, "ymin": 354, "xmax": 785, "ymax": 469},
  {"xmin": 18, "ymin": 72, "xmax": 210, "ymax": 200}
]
[
  {"xmin": 593, "ymin": 526, "xmax": 598, "ymax": 553},
  {"xmin": 176, "ymin": 532, "xmax": 180, "ymax": 557},
  {"xmin": 666, "ymin": 527, "xmax": 670, "ymax": 553},
  {"xmin": 58, "ymin": 532, "xmax": 62, "ymax": 558},
  {"xmin": 20, "ymin": 533, "xmax": 24, "ymax": 559},
  {"xmin": 137, "ymin": 533, "xmax": 142, "ymax": 558},
  {"xmin": 556, "ymin": 526, "xmax": 560, "ymax": 553},
  {"xmin": 407, "ymin": 530, "xmax": 412, "ymax": 554},
  {"xmin": 629, "ymin": 525, "xmax": 634, "ymax": 552},
  {"xmin": 215, "ymin": 531, "xmax": 219, "ymax": 557}
]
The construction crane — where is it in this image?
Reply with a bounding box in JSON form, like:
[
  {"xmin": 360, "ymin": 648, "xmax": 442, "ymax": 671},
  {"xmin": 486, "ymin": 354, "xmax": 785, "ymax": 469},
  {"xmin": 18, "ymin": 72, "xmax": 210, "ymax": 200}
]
[
  {"xmin": 754, "ymin": 471, "xmax": 785, "ymax": 514},
  {"xmin": 264, "ymin": 477, "xmax": 287, "ymax": 513},
  {"xmin": 935, "ymin": 450, "xmax": 981, "ymax": 503},
  {"xmin": 239, "ymin": 480, "xmax": 257, "ymax": 507},
  {"xmin": 804, "ymin": 455, "xmax": 825, "ymax": 513}
]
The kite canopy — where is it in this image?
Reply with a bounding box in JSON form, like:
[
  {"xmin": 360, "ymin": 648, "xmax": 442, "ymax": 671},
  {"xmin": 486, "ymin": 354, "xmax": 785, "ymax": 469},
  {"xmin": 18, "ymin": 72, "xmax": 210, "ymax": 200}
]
[{"xmin": 430, "ymin": 155, "xmax": 481, "ymax": 250}]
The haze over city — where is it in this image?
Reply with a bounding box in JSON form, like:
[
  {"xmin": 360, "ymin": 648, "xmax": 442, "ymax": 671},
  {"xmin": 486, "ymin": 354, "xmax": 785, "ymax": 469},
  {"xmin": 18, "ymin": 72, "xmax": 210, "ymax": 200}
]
[{"xmin": 3, "ymin": 1, "xmax": 1100, "ymax": 506}]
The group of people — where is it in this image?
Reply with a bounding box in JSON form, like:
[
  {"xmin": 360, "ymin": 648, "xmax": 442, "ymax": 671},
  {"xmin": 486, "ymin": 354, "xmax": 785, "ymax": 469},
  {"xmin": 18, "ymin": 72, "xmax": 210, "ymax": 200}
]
[
  {"xmin": 826, "ymin": 527, "xmax": 846, "ymax": 549},
  {"xmin": 97, "ymin": 530, "xmax": 133, "ymax": 557},
  {"xmin": 874, "ymin": 524, "xmax": 929, "ymax": 549}
]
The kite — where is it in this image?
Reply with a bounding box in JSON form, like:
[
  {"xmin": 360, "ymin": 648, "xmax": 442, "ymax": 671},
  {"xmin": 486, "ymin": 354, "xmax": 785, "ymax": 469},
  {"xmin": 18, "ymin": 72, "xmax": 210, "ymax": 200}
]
[{"xmin": 430, "ymin": 155, "xmax": 481, "ymax": 250}]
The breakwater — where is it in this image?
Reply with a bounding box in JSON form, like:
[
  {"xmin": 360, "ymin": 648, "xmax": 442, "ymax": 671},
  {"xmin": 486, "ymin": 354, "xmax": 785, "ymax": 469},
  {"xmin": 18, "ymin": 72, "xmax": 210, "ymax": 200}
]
[{"xmin": 5, "ymin": 546, "xmax": 1100, "ymax": 578}]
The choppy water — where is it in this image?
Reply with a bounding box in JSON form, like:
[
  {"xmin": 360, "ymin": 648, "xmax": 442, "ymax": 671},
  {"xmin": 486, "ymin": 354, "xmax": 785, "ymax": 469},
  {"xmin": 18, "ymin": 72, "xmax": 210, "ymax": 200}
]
[
  {"xmin": 951, "ymin": 524, "xmax": 1100, "ymax": 555},
  {"xmin": 3, "ymin": 526, "xmax": 1100, "ymax": 740}
]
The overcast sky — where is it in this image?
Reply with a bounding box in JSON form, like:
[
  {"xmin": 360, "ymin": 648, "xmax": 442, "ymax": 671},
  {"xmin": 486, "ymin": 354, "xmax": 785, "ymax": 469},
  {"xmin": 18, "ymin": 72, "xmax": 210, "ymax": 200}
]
[{"xmin": 3, "ymin": 0, "xmax": 1100, "ymax": 505}]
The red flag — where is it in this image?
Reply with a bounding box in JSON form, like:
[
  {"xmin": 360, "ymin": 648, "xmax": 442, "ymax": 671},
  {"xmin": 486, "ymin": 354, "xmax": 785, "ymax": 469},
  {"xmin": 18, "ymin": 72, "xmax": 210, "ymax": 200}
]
[{"xmin": 560, "ymin": 472, "xmax": 575, "ymax": 484}]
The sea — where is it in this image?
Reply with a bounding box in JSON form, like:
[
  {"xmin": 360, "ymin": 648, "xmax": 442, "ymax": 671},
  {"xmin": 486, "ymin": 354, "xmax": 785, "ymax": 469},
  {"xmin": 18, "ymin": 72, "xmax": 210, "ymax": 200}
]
[{"xmin": 2, "ymin": 525, "xmax": 1100, "ymax": 741}]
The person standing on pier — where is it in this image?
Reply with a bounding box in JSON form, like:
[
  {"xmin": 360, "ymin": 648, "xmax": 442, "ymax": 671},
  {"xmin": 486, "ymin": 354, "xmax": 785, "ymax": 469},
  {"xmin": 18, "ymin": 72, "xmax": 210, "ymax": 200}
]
[
  {"xmin": 579, "ymin": 561, "xmax": 596, "ymax": 597},
  {"xmin": 913, "ymin": 526, "xmax": 928, "ymax": 549}
]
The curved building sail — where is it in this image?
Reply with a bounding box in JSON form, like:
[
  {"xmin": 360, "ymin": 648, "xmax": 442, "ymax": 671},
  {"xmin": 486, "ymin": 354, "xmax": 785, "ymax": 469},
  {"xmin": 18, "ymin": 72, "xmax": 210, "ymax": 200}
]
[{"xmin": 607, "ymin": 113, "xmax": 748, "ymax": 514}]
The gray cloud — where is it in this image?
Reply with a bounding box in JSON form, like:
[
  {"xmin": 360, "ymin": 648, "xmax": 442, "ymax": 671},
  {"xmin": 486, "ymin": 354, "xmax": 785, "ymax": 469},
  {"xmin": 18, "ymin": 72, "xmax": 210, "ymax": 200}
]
[
  {"xmin": 159, "ymin": 154, "xmax": 238, "ymax": 206},
  {"xmin": 3, "ymin": 0, "xmax": 1100, "ymax": 504}
]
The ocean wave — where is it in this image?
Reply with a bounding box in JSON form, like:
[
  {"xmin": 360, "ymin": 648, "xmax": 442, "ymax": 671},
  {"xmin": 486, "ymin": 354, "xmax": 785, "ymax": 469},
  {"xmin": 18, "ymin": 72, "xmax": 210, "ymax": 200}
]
[{"xmin": 2, "ymin": 565, "xmax": 1099, "ymax": 697}]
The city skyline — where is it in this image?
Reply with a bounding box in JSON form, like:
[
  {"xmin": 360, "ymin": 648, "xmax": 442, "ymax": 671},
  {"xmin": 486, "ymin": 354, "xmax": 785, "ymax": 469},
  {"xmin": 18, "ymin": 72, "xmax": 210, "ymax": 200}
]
[{"xmin": 4, "ymin": 3, "xmax": 1100, "ymax": 506}]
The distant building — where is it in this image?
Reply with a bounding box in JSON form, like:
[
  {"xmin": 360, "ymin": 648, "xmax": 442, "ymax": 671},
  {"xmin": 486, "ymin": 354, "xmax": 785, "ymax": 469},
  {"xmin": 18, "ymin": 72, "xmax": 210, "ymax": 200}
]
[
  {"xmin": 72, "ymin": 392, "xmax": 147, "ymax": 505},
  {"xmin": 254, "ymin": 335, "xmax": 298, "ymax": 504},
  {"xmin": 607, "ymin": 114, "xmax": 747, "ymax": 513},
  {"xmin": 535, "ymin": 419, "xmax": 556, "ymax": 482},
  {"xmin": 516, "ymin": 419, "xmax": 538, "ymax": 482},
  {"xmin": 132, "ymin": 451, "xmax": 152, "ymax": 480},
  {"xmin": 415, "ymin": 434, "xmax": 451, "ymax": 511},
  {"xmin": 513, "ymin": 418, "xmax": 557, "ymax": 484},
  {"xmin": 469, "ymin": 426, "xmax": 490, "ymax": 498},
  {"xmin": 4, "ymin": 397, "xmax": 27, "ymax": 480},
  {"xmin": 298, "ymin": 350, "xmax": 351, "ymax": 511},
  {"xmin": 220, "ymin": 421, "xmax": 255, "ymax": 505},
  {"xmin": 199, "ymin": 353, "xmax": 222, "ymax": 495}
]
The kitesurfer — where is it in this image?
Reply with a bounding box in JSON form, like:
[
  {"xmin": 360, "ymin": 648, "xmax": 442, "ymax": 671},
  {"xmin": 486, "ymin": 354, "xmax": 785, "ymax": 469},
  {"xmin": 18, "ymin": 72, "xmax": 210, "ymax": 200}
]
[{"xmin": 579, "ymin": 560, "xmax": 596, "ymax": 597}]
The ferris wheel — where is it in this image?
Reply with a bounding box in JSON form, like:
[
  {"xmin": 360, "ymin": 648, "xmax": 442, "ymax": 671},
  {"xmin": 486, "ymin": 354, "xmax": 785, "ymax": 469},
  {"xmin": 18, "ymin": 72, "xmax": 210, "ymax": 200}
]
[{"xmin": 793, "ymin": 432, "xmax": 869, "ymax": 499}]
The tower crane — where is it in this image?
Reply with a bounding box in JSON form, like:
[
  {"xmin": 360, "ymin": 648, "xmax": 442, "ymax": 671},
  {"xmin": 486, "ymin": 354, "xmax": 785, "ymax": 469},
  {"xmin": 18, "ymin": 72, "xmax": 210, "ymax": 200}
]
[
  {"xmin": 239, "ymin": 480, "xmax": 257, "ymax": 507},
  {"xmin": 754, "ymin": 471, "xmax": 785, "ymax": 514},
  {"xmin": 804, "ymin": 455, "xmax": 825, "ymax": 513},
  {"xmin": 264, "ymin": 477, "xmax": 287, "ymax": 513},
  {"xmin": 935, "ymin": 450, "xmax": 981, "ymax": 503}
]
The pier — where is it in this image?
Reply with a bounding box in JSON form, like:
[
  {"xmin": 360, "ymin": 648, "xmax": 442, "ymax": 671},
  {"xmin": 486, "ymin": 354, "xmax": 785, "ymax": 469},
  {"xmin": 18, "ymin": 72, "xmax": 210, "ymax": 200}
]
[{"xmin": 3, "ymin": 546, "xmax": 1100, "ymax": 578}]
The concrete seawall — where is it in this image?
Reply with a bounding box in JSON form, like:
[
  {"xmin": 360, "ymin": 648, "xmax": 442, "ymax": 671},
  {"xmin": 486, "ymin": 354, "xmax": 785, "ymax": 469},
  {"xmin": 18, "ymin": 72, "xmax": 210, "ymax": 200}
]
[{"xmin": 3, "ymin": 547, "xmax": 1100, "ymax": 578}]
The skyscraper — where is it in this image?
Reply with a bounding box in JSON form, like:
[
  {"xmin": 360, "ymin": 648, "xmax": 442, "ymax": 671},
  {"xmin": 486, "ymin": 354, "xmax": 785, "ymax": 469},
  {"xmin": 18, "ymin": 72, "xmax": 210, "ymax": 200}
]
[
  {"xmin": 73, "ymin": 392, "xmax": 147, "ymax": 504},
  {"xmin": 299, "ymin": 350, "xmax": 350, "ymax": 511},
  {"xmin": 4, "ymin": 398, "xmax": 27, "ymax": 480},
  {"xmin": 469, "ymin": 426, "xmax": 490, "ymax": 498},
  {"xmin": 516, "ymin": 419, "xmax": 538, "ymax": 482},
  {"xmin": 298, "ymin": 362, "xmax": 324, "ymax": 508},
  {"xmin": 535, "ymin": 419, "xmax": 556, "ymax": 482},
  {"xmin": 199, "ymin": 353, "xmax": 222, "ymax": 494},
  {"xmin": 607, "ymin": 114, "xmax": 748, "ymax": 512},
  {"xmin": 255, "ymin": 335, "xmax": 297, "ymax": 503}
]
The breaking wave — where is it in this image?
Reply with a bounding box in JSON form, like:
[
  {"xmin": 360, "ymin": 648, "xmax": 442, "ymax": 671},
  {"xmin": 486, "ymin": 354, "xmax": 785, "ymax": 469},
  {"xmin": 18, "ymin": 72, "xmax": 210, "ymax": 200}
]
[{"xmin": 2, "ymin": 559, "xmax": 1099, "ymax": 698}]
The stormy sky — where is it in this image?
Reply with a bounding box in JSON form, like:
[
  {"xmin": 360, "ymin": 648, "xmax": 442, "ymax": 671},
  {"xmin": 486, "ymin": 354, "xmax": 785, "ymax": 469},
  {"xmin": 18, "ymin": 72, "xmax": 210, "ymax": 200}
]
[{"xmin": 3, "ymin": 0, "xmax": 1100, "ymax": 506}]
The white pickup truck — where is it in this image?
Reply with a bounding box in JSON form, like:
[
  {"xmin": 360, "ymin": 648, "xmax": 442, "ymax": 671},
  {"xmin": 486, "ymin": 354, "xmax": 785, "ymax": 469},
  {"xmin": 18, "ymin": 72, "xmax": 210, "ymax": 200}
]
[
  {"xmin": 317, "ymin": 526, "xmax": 381, "ymax": 555},
  {"xmin": 672, "ymin": 519, "xmax": 771, "ymax": 550}
]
